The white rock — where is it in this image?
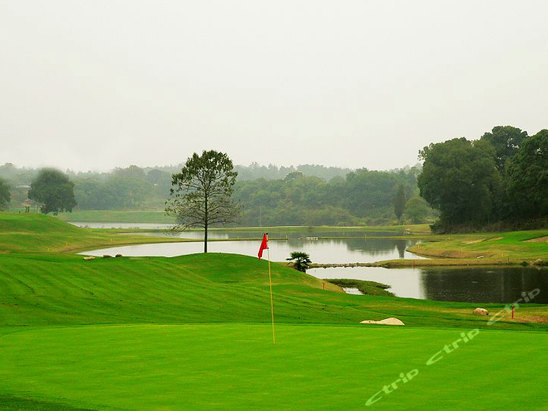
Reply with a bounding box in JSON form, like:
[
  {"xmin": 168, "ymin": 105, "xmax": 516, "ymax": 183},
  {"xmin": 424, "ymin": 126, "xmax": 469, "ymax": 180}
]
[{"xmin": 473, "ymin": 308, "xmax": 489, "ymax": 316}]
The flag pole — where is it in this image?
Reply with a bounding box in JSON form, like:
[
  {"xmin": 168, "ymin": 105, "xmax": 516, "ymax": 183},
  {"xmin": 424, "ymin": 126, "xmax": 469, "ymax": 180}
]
[{"xmin": 267, "ymin": 235, "xmax": 276, "ymax": 344}]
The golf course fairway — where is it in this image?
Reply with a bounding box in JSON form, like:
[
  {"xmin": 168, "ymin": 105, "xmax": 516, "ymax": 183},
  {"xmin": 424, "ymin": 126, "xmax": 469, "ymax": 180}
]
[
  {"xmin": 0, "ymin": 214, "xmax": 547, "ymax": 409},
  {"xmin": 0, "ymin": 324, "xmax": 547, "ymax": 410}
]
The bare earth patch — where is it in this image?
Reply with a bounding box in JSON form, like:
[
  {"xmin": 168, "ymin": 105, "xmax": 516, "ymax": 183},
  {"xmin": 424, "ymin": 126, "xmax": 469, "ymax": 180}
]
[
  {"xmin": 525, "ymin": 235, "xmax": 548, "ymax": 243},
  {"xmin": 512, "ymin": 315, "xmax": 548, "ymax": 324},
  {"xmin": 464, "ymin": 239, "xmax": 485, "ymax": 244},
  {"xmin": 462, "ymin": 235, "xmax": 502, "ymax": 244}
]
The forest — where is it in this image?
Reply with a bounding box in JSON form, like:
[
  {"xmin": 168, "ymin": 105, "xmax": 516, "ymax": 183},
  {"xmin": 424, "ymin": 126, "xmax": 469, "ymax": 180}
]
[
  {"xmin": 418, "ymin": 126, "xmax": 547, "ymax": 231},
  {"xmin": 0, "ymin": 162, "xmax": 429, "ymax": 226},
  {"xmin": 1, "ymin": 124, "xmax": 545, "ymax": 229}
]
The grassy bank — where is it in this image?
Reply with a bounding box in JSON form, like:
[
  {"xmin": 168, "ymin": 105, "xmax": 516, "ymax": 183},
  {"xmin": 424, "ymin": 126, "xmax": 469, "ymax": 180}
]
[
  {"xmin": 404, "ymin": 230, "xmax": 548, "ymax": 266},
  {"xmin": 0, "ymin": 213, "xmax": 186, "ymax": 253},
  {"xmin": 325, "ymin": 278, "xmax": 395, "ymax": 296},
  {"xmin": 0, "ymin": 214, "xmax": 546, "ymax": 330},
  {"xmin": 55, "ymin": 209, "xmax": 176, "ymax": 224},
  {"xmin": 0, "ymin": 213, "xmax": 547, "ymax": 409},
  {"xmin": 4, "ymin": 252, "xmax": 544, "ymax": 330}
]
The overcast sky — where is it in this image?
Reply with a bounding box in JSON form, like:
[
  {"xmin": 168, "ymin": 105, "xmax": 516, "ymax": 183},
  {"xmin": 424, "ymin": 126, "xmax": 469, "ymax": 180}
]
[{"xmin": 1, "ymin": 0, "xmax": 547, "ymax": 172}]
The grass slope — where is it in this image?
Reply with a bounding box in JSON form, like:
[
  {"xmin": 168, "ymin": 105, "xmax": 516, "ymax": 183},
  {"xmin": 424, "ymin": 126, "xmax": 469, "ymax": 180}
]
[
  {"xmin": 0, "ymin": 252, "xmax": 545, "ymax": 330},
  {"xmin": 55, "ymin": 209, "xmax": 176, "ymax": 224},
  {"xmin": 0, "ymin": 213, "xmax": 184, "ymax": 253},
  {"xmin": 408, "ymin": 230, "xmax": 548, "ymax": 261},
  {"xmin": 0, "ymin": 213, "xmax": 547, "ymax": 409}
]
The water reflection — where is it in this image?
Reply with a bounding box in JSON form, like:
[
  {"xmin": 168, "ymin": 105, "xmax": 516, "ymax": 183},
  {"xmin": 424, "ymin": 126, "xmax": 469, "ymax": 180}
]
[
  {"xmin": 82, "ymin": 237, "xmax": 422, "ymax": 263},
  {"xmin": 308, "ymin": 266, "xmax": 548, "ymax": 303},
  {"xmin": 310, "ymin": 267, "xmax": 424, "ymax": 299},
  {"xmin": 71, "ymin": 222, "xmax": 175, "ymax": 230},
  {"xmin": 139, "ymin": 230, "xmax": 401, "ymax": 241},
  {"xmin": 77, "ymin": 226, "xmax": 548, "ymax": 303},
  {"xmin": 341, "ymin": 238, "xmax": 410, "ymax": 258},
  {"xmin": 70, "ymin": 222, "xmax": 401, "ymax": 240},
  {"xmin": 420, "ymin": 267, "xmax": 548, "ymax": 303}
]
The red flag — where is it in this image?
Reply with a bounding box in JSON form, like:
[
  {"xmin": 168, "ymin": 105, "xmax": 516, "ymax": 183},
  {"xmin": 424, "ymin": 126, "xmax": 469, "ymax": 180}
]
[{"xmin": 258, "ymin": 233, "xmax": 268, "ymax": 259}]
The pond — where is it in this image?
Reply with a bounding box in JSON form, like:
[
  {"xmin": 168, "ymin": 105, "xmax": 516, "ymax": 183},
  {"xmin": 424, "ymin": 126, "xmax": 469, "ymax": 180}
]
[
  {"xmin": 80, "ymin": 232, "xmax": 548, "ymax": 303},
  {"xmin": 71, "ymin": 222, "xmax": 175, "ymax": 230},
  {"xmin": 308, "ymin": 266, "xmax": 548, "ymax": 303},
  {"xmin": 70, "ymin": 222, "xmax": 401, "ymax": 240},
  {"xmin": 81, "ymin": 236, "xmax": 423, "ymax": 263}
]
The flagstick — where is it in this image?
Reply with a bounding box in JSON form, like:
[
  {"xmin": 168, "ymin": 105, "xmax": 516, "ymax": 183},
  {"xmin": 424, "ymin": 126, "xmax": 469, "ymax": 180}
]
[{"xmin": 267, "ymin": 245, "xmax": 276, "ymax": 344}]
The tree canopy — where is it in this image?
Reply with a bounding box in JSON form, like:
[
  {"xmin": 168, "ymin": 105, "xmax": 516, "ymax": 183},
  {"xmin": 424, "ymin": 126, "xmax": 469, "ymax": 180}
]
[
  {"xmin": 394, "ymin": 184, "xmax": 406, "ymax": 223},
  {"xmin": 418, "ymin": 125, "xmax": 547, "ymax": 231},
  {"xmin": 507, "ymin": 129, "xmax": 548, "ymax": 219},
  {"xmin": 232, "ymin": 167, "xmax": 424, "ymax": 226},
  {"xmin": 480, "ymin": 126, "xmax": 528, "ymax": 173},
  {"xmin": 418, "ymin": 138, "xmax": 500, "ymax": 230},
  {"xmin": 0, "ymin": 178, "xmax": 10, "ymax": 210},
  {"xmin": 166, "ymin": 150, "xmax": 240, "ymax": 252},
  {"xmin": 286, "ymin": 251, "xmax": 312, "ymax": 273},
  {"xmin": 404, "ymin": 197, "xmax": 430, "ymax": 224},
  {"xmin": 28, "ymin": 169, "xmax": 77, "ymax": 214}
]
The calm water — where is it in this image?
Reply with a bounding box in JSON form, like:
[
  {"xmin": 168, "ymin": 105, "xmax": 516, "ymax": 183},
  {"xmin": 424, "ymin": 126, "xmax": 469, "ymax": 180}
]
[
  {"xmin": 82, "ymin": 237, "xmax": 422, "ymax": 263},
  {"xmin": 71, "ymin": 222, "xmax": 175, "ymax": 230},
  {"xmin": 70, "ymin": 222, "xmax": 398, "ymax": 240},
  {"xmin": 309, "ymin": 266, "xmax": 548, "ymax": 303},
  {"xmin": 79, "ymin": 227, "xmax": 548, "ymax": 304}
]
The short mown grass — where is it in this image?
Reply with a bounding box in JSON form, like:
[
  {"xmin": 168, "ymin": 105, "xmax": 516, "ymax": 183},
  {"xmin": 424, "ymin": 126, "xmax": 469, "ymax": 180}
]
[
  {"xmin": 0, "ymin": 213, "xmax": 547, "ymax": 409},
  {"xmin": 0, "ymin": 324, "xmax": 546, "ymax": 410}
]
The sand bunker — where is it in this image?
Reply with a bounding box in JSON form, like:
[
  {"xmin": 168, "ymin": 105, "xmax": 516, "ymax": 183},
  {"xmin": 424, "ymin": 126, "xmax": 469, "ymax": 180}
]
[
  {"xmin": 525, "ymin": 235, "xmax": 548, "ymax": 243},
  {"xmin": 360, "ymin": 317, "xmax": 405, "ymax": 326}
]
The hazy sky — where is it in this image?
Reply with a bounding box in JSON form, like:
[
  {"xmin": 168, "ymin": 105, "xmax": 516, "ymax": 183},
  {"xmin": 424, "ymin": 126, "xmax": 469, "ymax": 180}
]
[{"xmin": 1, "ymin": 0, "xmax": 547, "ymax": 172}]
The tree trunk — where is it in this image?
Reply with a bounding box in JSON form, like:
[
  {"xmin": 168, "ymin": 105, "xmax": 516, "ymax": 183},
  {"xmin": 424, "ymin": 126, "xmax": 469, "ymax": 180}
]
[
  {"xmin": 204, "ymin": 221, "xmax": 208, "ymax": 253},
  {"xmin": 204, "ymin": 195, "xmax": 208, "ymax": 253}
]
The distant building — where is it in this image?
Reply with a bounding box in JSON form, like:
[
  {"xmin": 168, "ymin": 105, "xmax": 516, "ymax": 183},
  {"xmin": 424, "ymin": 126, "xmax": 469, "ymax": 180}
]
[
  {"xmin": 12, "ymin": 185, "xmax": 32, "ymax": 211},
  {"xmin": 21, "ymin": 199, "xmax": 32, "ymax": 213}
]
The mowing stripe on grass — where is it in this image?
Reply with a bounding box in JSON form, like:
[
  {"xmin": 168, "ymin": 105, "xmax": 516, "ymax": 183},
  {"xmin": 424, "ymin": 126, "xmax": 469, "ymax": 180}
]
[{"xmin": 0, "ymin": 324, "xmax": 546, "ymax": 410}]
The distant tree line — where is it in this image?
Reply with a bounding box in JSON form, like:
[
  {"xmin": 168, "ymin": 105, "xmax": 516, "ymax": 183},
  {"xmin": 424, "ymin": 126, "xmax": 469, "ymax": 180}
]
[
  {"xmin": 73, "ymin": 166, "xmax": 172, "ymax": 209},
  {"xmin": 233, "ymin": 167, "xmax": 431, "ymax": 226},
  {"xmin": 0, "ymin": 178, "xmax": 10, "ymax": 210},
  {"xmin": 3, "ymin": 125, "xmax": 544, "ymax": 229},
  {"xmin": 418, "ymin": 126, "xmax": 547, "ymax": 232},
  {"xmin": 234, "ymin": 163, "xmax": 353, "ymax": 181},
  {"xmin": 0, "ymin": 162, "xmax": 434, "ymax": 225}
]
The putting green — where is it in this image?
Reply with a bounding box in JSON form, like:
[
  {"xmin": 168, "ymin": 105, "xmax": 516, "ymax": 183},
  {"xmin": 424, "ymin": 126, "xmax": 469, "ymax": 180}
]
[
  {"xmin": 1, "ymin": 214, "xmax": 547, "ymax": 409},
  {"xmin": 0, "ymin": 324, "xmax": 546, "ymax": 410}
]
